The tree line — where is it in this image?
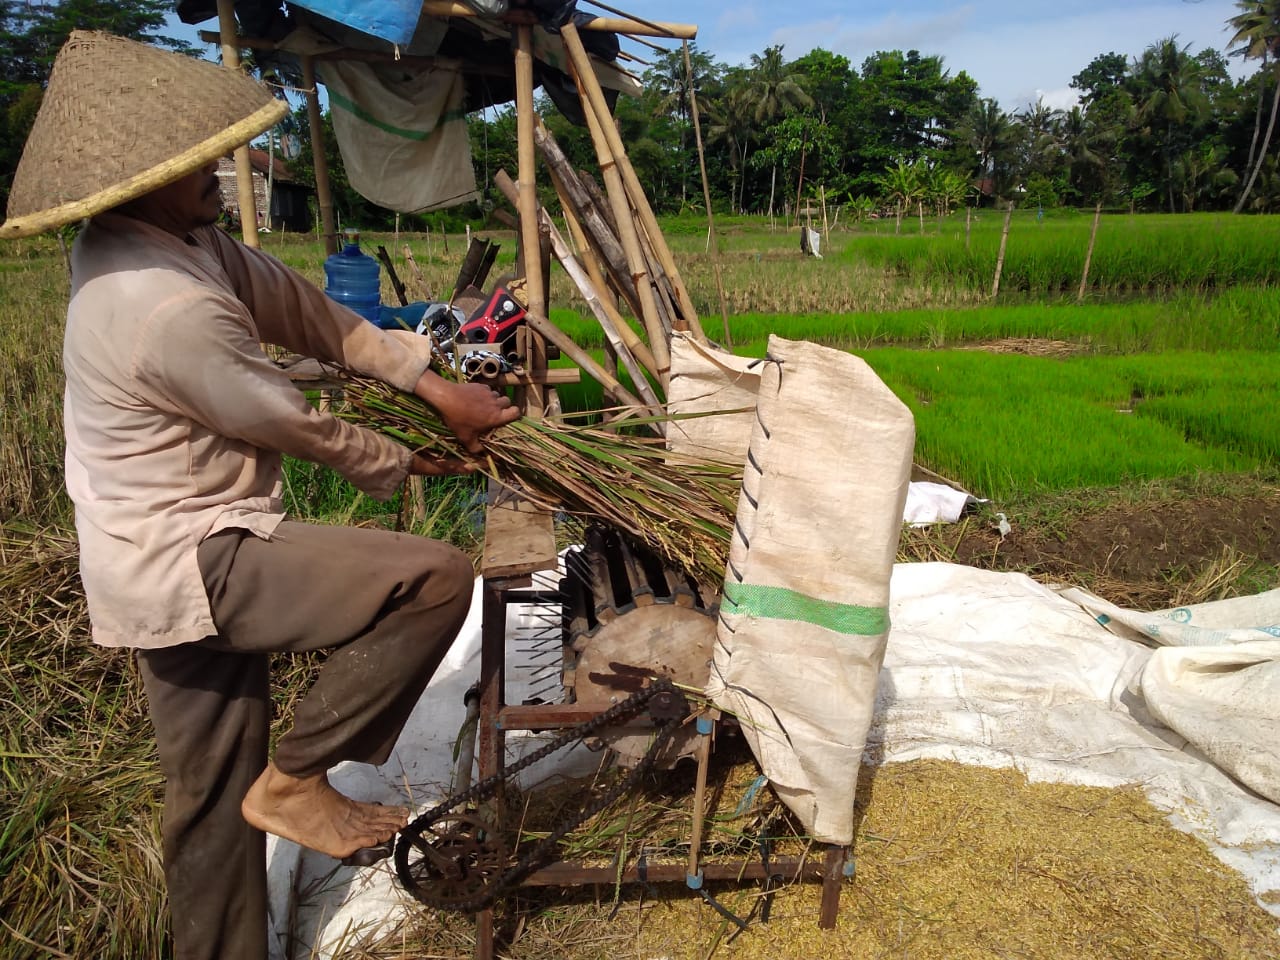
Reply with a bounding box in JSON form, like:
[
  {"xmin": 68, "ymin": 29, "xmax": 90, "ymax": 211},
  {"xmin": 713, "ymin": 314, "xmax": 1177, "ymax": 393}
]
[{"xmin": 4, "ymin": 1, "xmax": 1280, "ymax": 227}]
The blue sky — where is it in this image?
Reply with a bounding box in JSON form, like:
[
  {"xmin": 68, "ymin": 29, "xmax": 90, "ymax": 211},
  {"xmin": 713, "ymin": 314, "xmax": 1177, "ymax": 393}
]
[
  {"xmin": 635, "ymin": 0, "xmax": 1247, "ymax": 110},
  {"xmin": 170, "ymin": 1, "xmax": 1249, "ymax": 112}
]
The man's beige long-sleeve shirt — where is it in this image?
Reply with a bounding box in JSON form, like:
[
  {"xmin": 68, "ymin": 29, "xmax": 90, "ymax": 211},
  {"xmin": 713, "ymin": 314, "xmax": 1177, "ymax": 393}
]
[{"xmin": 64, "ymin": 213, "xmax": 430, "ymax": 649}]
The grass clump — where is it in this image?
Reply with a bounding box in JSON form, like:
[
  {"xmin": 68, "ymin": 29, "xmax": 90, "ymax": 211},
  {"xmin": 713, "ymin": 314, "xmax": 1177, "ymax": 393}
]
[{"xmin": 0, "ymin": 526, "xmax": 168, "ymax": 960}]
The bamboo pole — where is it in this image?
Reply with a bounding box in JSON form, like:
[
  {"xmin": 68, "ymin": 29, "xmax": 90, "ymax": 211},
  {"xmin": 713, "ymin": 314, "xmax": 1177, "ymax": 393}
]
[
  {"xmin": 992, "ymin": 201, "xmax": 1014, "ymax": 299},
  {"xmin": 580, "ymin": 171, "xmax": 619, "ymax": 235},
  {"xmin": 300, "ymin": 56, "xmax": 338, "ymax": 256},
  {"xmin": 514, "ymin": 25, "xmax": 546, "ymax": 416},
  {"xmin": 1078, "ymin": 201, "xmax": 1102, "ymax": 303},
  {"xmin": 562, "ymin": 22, "xmax": 702, "ymax": 348},
  {"xmin": 495, "ymin": 172, "xmax": 664, "ymax": 420},
  {"xmin": 418, "ymin": 1, "xmax": 697, "ymax": 38},
  {"xmin": 684, "ymin": 41, "xmax": 730, "ymax": 346},
  {"xmin": 525, "ymin": 309, "xmax": 650, "ymax": 413},
  {"xmin": 965, "ymin": 206, "xmax": 971, "ymax": 250},
  {"xmin": 637, "ymin": 227, "xmax": 676, "ymax": 337},
  {"xmin": 685, "ymin": 712, "xmax": 714, "ymax": 886},
  {"xmin": 821, "ymin": 184, "xmax": 830, "ymax": 248},
  {"xmin": 564, "ymin": 44, "xmax": 670, "ymax": 386},
  {"xmin": 534, "ymin": 123, "xmax": 644, "ymax": 318},
  {"xmin": 549, "ymin": 167, "xmax": 660, "ymax": 378},
  {"xmin": 217, "ymin": 0, "xmax": 260, "ymax": 249}
]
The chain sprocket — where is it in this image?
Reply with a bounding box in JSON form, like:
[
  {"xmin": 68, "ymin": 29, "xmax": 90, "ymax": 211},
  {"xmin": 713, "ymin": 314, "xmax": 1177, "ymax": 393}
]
[{"xmin": 395, "ymin": 679, "xmax": 687, "ymax": 912}]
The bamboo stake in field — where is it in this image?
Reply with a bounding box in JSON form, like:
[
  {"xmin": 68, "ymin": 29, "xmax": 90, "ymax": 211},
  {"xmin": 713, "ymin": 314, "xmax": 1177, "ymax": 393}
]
[
  {"xmin": 992, "ymin": 201, "xmax": 1015, "ymax": 299},
  {"xmin": 685, "ymin": 41, "xmax": 732, "ymax": 346},
  {"xmin": 1078, "ymin": 202, "xmax": 1103, "ymax": 303}
]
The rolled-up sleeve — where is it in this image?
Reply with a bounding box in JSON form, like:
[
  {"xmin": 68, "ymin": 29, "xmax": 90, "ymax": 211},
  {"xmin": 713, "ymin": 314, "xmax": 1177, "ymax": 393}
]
[
  {"xmin": 200, "ymin": 226, "xmax": 432, "ymax": 391},
  {"xmin": 134, "ymin": 288, "xmax": 412, "ymax": 500}
]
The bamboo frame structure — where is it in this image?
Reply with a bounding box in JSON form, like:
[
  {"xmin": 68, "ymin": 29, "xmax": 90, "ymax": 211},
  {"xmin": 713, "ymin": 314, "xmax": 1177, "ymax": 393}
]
[
  {"xmin": 514, "ymin": 25, "xmax": 547, "ymax": 415},
  {"xmin": 564, "ymin": 44, "xmax": 671, "ymax": 385},
  {"xmin": 685, "ymin": 41, "xmax": 732, "ymax": 345},
  {"xmin": 562, "ymin": 20, "xmax": 705, "ymax": 346}
]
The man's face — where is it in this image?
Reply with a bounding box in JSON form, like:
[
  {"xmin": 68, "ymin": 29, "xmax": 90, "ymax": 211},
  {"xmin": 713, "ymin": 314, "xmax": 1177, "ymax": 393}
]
[{"xmin": 118, "ymin": 161, "xmax": 223, "ymax": 237}]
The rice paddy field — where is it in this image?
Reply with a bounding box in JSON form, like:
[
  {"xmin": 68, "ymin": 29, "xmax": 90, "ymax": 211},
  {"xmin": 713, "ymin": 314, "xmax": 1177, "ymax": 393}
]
[{"xmin": 2, "ymin": 209, "xmax": 1279, "ymax": 959}]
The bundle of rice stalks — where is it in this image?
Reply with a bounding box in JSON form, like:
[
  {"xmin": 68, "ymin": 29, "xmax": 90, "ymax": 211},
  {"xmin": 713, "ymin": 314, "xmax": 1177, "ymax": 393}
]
[{"xmin": 342, "ymin": 377, "xmax": 742, "ymax": 587}]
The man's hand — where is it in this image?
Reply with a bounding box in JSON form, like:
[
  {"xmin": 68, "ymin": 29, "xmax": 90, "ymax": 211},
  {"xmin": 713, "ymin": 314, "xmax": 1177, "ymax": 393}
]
[
  {"xmin": 408, "ymin": 452, "xmax": 478, "ymax": 476},
  {"xmin": 412, "ymin": 369, "xmax": 521, "ymax": 454}
]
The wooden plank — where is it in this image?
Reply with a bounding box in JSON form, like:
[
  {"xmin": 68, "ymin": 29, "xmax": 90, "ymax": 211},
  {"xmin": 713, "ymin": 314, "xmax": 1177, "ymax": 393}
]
[
  {"xmin": 523, "ymin": 857, "xmax": 821, "ymax": 887},
  {"xmin": 480, "ymin": 487, "xmax": 557, "ymax": 579}
]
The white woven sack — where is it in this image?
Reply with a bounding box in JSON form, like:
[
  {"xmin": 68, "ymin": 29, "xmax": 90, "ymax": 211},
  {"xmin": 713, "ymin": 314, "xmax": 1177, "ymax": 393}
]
[
  {"xmin": 666, "ymin": 333, "xmax": 761, "ymax": 464},
  {"xmin": 706, "ymin": 336, "xmax": 914, "ymax": 844}
]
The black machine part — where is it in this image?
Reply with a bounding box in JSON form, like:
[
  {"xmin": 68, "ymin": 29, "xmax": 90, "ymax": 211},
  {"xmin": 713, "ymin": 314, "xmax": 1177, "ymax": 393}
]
[{"xmin": 394, "ymin": 678, "xmax": 688, "ymax": 912}]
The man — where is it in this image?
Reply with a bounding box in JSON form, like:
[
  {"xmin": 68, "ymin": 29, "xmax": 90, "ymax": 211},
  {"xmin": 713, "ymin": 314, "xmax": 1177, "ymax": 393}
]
[{"xmin": 1, "ymin": 31, "xmax": 520, "ymax": 960}]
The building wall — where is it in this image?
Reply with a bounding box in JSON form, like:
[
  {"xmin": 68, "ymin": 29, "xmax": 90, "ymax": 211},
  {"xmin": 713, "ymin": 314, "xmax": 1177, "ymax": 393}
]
[{"xmin": 215, "ymin": 157, "xmax": 271, "ymax": 228}]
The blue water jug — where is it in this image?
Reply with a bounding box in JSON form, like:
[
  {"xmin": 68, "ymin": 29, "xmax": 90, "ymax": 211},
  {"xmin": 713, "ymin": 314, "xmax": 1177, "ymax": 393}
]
[{"xmin": 323, "ymin": 229, "xmax": 382, "ymax": 324}]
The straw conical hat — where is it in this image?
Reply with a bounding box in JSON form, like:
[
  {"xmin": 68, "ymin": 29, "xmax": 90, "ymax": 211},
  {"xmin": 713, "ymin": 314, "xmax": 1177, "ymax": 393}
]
[{"xmin": 1, "ymin": 31, "xmax": 289, "ymax": 239}]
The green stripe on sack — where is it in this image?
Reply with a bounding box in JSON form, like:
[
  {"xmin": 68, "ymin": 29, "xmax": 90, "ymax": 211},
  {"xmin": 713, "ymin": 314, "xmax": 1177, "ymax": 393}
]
[
  {"xmin": 722, "ymin": 582, "xmax": 888, "ymax": 636},
  {"xmin": 328, "ymin": 89, "xmax": 469, "ymax": 141}
]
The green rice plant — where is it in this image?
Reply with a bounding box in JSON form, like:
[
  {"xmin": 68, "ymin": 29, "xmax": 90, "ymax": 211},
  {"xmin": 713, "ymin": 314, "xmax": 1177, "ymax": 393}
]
[
  {"xmin": 707, "ymin": 286, "xmax": 1280, "ymax": 354},
  {"xmin": 851, "ymin": 348, "xmax": 1264, "ymax": 499},
  {"xmin": 841, "ymin": 211, "xmax": 1280, "ymax": 295},
  {"xmin": 1137, "ymin": 389, "xmax": 1280, "ymax": 467}
]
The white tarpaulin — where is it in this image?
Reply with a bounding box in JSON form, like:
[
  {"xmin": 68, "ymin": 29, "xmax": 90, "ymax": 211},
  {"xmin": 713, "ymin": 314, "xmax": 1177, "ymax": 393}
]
[
  {"xmin": 266, "ymin": 564, "xmax": 1280, "ymax": 957},
  {"xmin": 1055, "ymin": 585, "xmax": 1280, "ymax": 804},
  {"xmin": 875, "ymin": 563, "xmax": 1280, "ymax": 919}
]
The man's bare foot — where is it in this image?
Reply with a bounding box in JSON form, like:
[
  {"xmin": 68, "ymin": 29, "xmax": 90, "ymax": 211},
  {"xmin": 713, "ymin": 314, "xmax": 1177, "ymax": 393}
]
[{"xmin": 241, "ymin": 762, "xmax": 409, "ymax": 859}]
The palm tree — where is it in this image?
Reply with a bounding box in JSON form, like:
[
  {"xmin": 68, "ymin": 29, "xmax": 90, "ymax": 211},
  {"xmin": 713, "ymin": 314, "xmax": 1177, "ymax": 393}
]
[
  {"xmin": 1018, "ymin": 97, "xmax": 1063, "ymax": 181},
  {"xmin": 1131, "ymin": 37, "xmax": 1206, "ymax": 212},
  {"xmin": 643, "ymin": 44, "xmax": 716, "ymax": 205},
  {"xmin": 1228, "ymin": 1, "xmax": 1280, "ymax": 211},
  {"xmin": 704, "ymin": 80, "xmax": 756, "ymax": 213},
  {"xmin": 956, "ymin": 98, "xmax": 1022, "ymax": 201},
  {"xmin": 1059, "ymin": 105, "xmax": 1115, "ymax": 202},
  {"xmin": 746, "ymin": 45, "xmax": 813, "ymax": 217}
]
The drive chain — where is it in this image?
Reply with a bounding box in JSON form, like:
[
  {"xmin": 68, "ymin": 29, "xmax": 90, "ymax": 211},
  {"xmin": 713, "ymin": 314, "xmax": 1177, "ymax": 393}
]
[{"xmin": 395, "ymin": 678, "xmax": 686, "ymax": 912}]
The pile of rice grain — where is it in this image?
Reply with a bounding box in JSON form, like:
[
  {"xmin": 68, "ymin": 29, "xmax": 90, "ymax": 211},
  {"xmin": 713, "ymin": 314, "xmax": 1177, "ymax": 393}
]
[{"xmin": 370, "ymin": 758, "xmax": 1280, "ymax": 960}]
